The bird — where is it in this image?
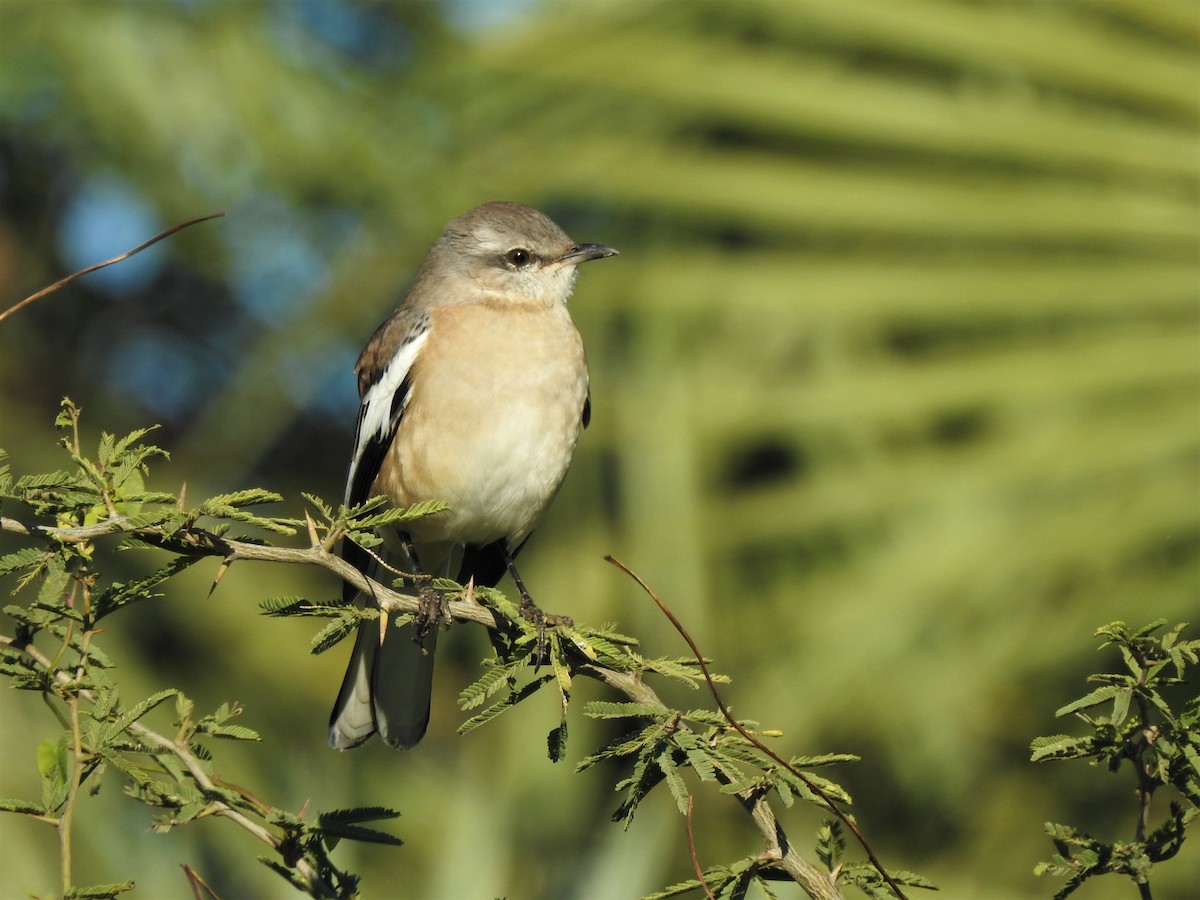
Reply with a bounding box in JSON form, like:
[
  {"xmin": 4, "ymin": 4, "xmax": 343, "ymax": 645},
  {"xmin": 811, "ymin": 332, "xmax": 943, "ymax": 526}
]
[{"xmin": 328, "ymin": 201, "xmax": 617, "ymax": 750}]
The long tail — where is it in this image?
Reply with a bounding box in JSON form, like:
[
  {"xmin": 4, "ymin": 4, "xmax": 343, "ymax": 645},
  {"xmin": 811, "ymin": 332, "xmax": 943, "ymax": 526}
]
[
  {"xmin": 328, "ymin": 540, "xmax": 449, "ymax": 750},
  {"xmin": 328, "ymin": 609, "xmax": 438, "ymax": 750}
]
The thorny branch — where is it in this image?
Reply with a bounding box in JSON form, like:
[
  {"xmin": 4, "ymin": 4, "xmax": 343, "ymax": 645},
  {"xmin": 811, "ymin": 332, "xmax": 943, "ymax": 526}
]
[
  {"xmin": 1, "ymin": 511, "xmax": 848, "ymax": 899},
  {"xmin": 0, "ymin": 631, "xmax": 339, "ymax": 899}
]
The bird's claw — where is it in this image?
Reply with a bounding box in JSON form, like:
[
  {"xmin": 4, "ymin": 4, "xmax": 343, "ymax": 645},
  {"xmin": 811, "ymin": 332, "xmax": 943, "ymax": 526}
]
[
  {"xmin": 519, "ymin": 597, "xmax": 573, "ymax": 665},
  {"xmin": 414, "ymin": 586, "xmax": 452, "ymax": 645}
]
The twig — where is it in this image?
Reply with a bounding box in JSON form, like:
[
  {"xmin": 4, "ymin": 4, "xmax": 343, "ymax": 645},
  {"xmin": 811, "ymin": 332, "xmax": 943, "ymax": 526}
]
[
  {"xmin": 686, "ymin": 797, "xmax": 715, "ymax": 900},
  {"xmin": 0, "ymin": 212, "xmax": 225, "ymax": 325},
  {"xmin": 606, "ymin": 555, "xmax": 907, "ymax": 900},
  {"xmin": 181, "ymin": 863, "xmax": 222, "ymax": 900}
]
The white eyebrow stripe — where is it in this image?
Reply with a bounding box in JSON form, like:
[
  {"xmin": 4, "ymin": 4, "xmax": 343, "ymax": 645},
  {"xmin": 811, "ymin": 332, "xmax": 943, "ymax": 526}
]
[{"xmin": 344, "ymin": 325, "xmax": 430, "ymax": 504}]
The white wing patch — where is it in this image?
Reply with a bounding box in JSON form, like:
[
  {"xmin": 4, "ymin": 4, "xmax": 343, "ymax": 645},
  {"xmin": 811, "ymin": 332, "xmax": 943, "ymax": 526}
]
[{"xmin": 345, "ymin": 326, "xmax": 430, "ymax": 504}]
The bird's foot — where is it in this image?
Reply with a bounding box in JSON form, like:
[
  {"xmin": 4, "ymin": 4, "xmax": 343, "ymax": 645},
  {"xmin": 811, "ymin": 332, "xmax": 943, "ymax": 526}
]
[
  {"xmin": 413, "ymin": 585, "xmax": 452, "ymax": 647},
  {"xmin": 519, "ymin": 594, "xmax": 573, "ymax": 665}
]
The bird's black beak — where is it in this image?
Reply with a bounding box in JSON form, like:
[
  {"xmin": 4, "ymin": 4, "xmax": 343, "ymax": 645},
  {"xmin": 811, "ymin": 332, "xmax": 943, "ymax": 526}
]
[{"xmin": 561, "ymin": 243, "xmax": 619, "ymax": 264}]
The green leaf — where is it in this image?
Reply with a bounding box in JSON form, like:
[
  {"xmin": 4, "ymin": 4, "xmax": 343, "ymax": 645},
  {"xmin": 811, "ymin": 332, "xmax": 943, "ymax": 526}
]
[
  {"xmin": 1031, "ymin": 734, "xmax": 1093, "ymax": 762},
  {"xmin": 319, "ymin": 806, "xmax": 401, "ymax": 824},
  {"xmin": 658, "ymin": 749, "xmax": 690, "ymax": 814},
  {"xmin": 310, "ymin": 612, "xmax": 362, "ymax": 654},
  {"xmin": 788, "ymin": 752, "xmax": 860, "ymax": 768},
  {"xmin": 1056, "ymin": 685, "xmax": 1122, "ymax": 717},
  {"xmin": 104, "ymin": 689, "xmax": 179, "ymax": 741},
  {"xmin": 583, "ymin": 701, "xmax": 670, "ymax": 720},
  {"xmin": 0, "ymin": 547, "xmax": 46, "ymax": 578},
  {"xmin": 36, "ymin": 556, "xmax": 72, "ymax": 608},
  {"xmin": 816, "ymin": 820, "xmax": 846, "ymax": 872},
  {"xmin": 92, "ymin": 556, "xmax": 203, "ymax": 618},
  {"xmin": 318, "ymin": 821, "xmax": 403, "ymax": 846},
  {"xmin": 0, "ymin": 797, "xmax": 44, "ymax": 815},
  {"xmin": 203, "ymin": 724, "xmax": 262, "ymax": 741},
  {"xmin": 459, "ymin": 660, "xmax": 522, "ymax": 711},
  {"xmin": 36, "ymin": 738, "xmax": 67, "ymax": 782},
  {"xmin": 1145, "ymin": 800, "xmax": 1197, "ymax": 863},
  {"xmin": 63, "ymin": 882, "xmax": 136, "ymax": 899},
  {"xmin": 318, "ymin": 807, "xmax": 402, "ymax": 845},
  {"xmin": 196, "ymin": 491, "xmax": 296, "ymax": 534},
  {"xmin": 260, "ymin": 596, "xmax": 355, "ymax": 618},
  {"xmin": 203, "ymin": 488, "xmax": 285, "ymax": 508},
  {"xmin": 301, "ymin": 492, "xmax": 333, "ymax": 520},
  {"xmin": 547, "ymin": 720, "xmax": 568, "ymax": 763},
  {"xmin": 348, "ymin": 498, "xmax": 449, "ymax": 529},
  {"xmin": 458, "ymin": 673, "xmax": 555, "ymax": 733},
  {"xmin": 576, "ymin": 723, "xmax": 662, "ymax": 772}
]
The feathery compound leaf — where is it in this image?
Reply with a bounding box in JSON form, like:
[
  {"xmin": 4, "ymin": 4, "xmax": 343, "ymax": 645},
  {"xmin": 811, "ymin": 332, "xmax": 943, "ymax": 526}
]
[
  {"xmin": 679, "ymin": 708, "xmax": 730, "ymax": 728},
  {"xmin": 459, "ymin": 661, "xmax": 521, "ymax": 711},
  {"xmin": 644, "ymin": 867, "xmax": 740, "ymax": 900},
  {"xmin": 349, "ymin": 498, "xmax": 449, "ymax": 529},
  {"xmin": 201, "ymin": 724, "xmax": 262, "ymax": 741},
  {"xmin": 301, "ymin": 492, "xmax": 334, "ymax": 520},
  {"xmin": 641, "ymin": 655, "xmax": 729, "ymax": 687},
  {"xmin": 1146, "ymin": 800, "xmax": 1196, "ymax": 862},
  {"xmin": 788, "ymin": 752, "xmax": 860, "ymax": 768},
  {"xmin": 458, "ymin": 673, "xmax": 554, "ymax": 734},
  {"xmin": 317, "ymin": 821, "xmax": 402, "ymax": 846},
  {"xmin": 1056, "ymin": 685, "xmax": 1123, "ymax": 717},
  {"xmin": 547, "ymin": 719, "xmax": 568, "ymax": 763},
  {"xmin": 92, "ymin": 555, "xmax": 203, "ymax": 618},
  {"xmin": 203, "ymin": 489, "xmax": 285, "ymax": 508},
  {"xmin": 679, "ymin": 741, "xmax": 718, "ymax": 783},
  {"xmin": 576, "ymin": 723, "xmax": 663, "ymax": 772},
  {"xmin": 583, "ymin": 701, "xmax": 671, "ymax": 720},
  {"xmin": 0, "ymin": 797, "xmax": 44, "ymax": 814},
  {"xmin": 260, "ymin": 596, "xmax": 355, "ymax": 618},
  {"xmin": 196, "ymin": 491, "xmax": 297, "ymax": 534},
  {"xmin": 566, "ymin": 625, "xmax": 639, "ymax": 663},
  {"xmin": 816, "ymin": 821, "xmax": 847, "ymax": 871},
  {"xmin": 319, "ymin": 806, "xmax": 401, "ymax": 825},
  {"xmin": 63, "ymin": 882, "xmax": 136, "ymax": 899},
  {"xmin": 310, "ymin": 612, "xmax": 362, "ymax": 654},
  {"xmin": 104, "ymin": 689, "xmax": 179, "ymax": 741},
  {"xmin": 1031, "ymin": 734, "xmax": 1094, "ymax": 762},
  {"xmin": 840, "ymin": 863, "xmax": 938, "ymax": 897},
  {"xmin": 118, "ymin": 508, "xmax": 184, "ymax": 530},
  {"xmin": 0, "ymin": 547, "xmax": 46, "ymax": 578},
  {"xmin": 658, "ymin": 749, "xmax": 690, "ymax": 814}
]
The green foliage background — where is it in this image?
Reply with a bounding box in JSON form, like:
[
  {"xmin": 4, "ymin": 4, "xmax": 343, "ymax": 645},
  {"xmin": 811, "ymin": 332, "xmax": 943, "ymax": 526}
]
[{"xmin": 1, "ymin": 1, "xmax": 1197, "ymax": 897}]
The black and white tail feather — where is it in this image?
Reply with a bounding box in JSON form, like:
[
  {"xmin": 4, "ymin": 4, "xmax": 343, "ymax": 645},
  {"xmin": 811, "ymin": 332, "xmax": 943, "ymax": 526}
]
[
  {"xmin": 328, "ymin": 311, "xmax": 437, "ymax": 750},
  {"xmin": 328, "ymin": 535, "xmax": 452, "ymax": 750}
]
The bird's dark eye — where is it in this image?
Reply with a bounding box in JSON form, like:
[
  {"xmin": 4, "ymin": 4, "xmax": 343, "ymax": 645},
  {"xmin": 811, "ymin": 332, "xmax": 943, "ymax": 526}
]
[{"xmin": 504, "ymin": 247, "xmax": 533, "ymax": 267}]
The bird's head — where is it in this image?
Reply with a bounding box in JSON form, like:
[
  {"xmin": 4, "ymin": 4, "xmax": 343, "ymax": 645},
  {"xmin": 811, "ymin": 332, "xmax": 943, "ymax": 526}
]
[{"xmin": 429, "ymin": 201, "xmax": 618, "ymax": 307}]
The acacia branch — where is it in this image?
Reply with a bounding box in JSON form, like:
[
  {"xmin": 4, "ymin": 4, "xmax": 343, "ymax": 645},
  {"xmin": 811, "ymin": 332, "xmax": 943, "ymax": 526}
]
[
  {"xmin": 0, "ymin": 631, "xmax": 338, "ymax": 898},
  {"xmin": 2, "ymin": 511, "xmax": 844, "ymax": 898}
]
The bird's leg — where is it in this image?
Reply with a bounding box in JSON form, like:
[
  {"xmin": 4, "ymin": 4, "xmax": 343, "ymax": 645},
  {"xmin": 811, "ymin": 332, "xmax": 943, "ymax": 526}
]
[
  {"xmin": 399, "ymin": 532, "xmax": 450, "ymax": 647},
  {"xmin": 504, "ymin": 547, "xmax": 572, "ymax": 662}
]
